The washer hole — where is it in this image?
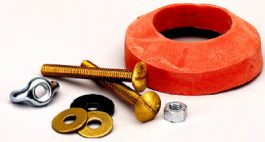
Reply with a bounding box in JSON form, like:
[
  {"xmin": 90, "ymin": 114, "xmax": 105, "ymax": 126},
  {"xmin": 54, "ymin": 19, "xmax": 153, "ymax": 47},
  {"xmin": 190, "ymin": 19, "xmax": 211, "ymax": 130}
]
[
  {"xmin": 87, "ymin": 120, "xmax": 102, "ymax": 129},
  {"xmin": 85, "ymin": 103, "xmax": 100, "ymax": 111},
  {"xmin": 88, "ymin": 107, "xmax": 97, "ymax": 111},
  {"xmin": 64, "ymin": 115, "xmax": 76, "ymax": 124}
]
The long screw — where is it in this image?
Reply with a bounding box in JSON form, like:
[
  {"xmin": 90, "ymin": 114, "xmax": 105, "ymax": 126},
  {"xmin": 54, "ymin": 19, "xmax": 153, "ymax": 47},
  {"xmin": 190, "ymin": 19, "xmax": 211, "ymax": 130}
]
[
  {"xmin": 41, "ymin": 62, "xmax": 147, "ymax": 92},
  {"xmin": 80, "ymin": 60, "xmax": 161, "ymax": 122}
]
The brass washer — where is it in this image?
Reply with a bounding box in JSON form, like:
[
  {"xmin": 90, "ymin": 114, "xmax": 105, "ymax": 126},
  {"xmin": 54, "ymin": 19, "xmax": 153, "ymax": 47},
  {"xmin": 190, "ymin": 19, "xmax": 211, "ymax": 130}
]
[
  {"xmin": 78, "ymin": 111, "xmax": 113, "ymax": 138},
  {"xmin": 52, "ymin": 108, "xmax": 87, "ymax": 133}
]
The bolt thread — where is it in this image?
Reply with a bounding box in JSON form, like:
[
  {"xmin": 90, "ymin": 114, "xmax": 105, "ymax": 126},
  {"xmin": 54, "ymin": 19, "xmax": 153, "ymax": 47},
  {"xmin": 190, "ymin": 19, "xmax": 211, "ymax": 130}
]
[
  {"xmin": 81, "ymin": 60, "xmax": 139, "ymax": 105},
  {"xmin": 41, "ymin": 64, "xmax": 132, "ymax": 81}
]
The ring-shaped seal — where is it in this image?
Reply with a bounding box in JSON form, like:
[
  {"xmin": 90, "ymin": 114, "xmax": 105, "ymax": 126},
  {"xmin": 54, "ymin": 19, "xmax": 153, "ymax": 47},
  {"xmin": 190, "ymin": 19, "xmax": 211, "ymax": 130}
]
[
  {"xmin": 70, "ymin": 94, "xmax": 115, "ymax": 116},
  {"xmin": 125, "ymin": 3, "xmax": 263, "ymax": 95}
]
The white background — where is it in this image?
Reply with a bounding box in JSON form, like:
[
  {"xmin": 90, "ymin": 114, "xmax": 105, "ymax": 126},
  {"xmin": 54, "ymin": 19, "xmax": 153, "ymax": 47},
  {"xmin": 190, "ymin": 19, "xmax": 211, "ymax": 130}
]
[{"xmin": 0, "ymin": 0, "xmax": 264, "ymax": 142}]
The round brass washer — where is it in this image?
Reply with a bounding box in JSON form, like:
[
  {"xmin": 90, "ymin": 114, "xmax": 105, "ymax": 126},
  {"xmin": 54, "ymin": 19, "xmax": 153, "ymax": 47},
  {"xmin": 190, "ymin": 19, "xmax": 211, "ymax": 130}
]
[
  {"xmin": 78, "ymin": 111, "xmax": 113, "ymax": 138},
  {"xmin": 52, "ymin": 108, "xmax": 87, "ymax": 133}
]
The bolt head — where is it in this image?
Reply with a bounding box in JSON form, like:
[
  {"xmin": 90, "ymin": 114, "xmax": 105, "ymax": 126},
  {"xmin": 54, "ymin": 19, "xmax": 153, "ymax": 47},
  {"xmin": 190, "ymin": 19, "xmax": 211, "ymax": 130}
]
[
  {"xmin": 132, "ymin": 61, "xmax": 147, "ymax": 92},
  {"xmin": 134, "ymin": 91, "xmax": 161, "ymax": 122}
]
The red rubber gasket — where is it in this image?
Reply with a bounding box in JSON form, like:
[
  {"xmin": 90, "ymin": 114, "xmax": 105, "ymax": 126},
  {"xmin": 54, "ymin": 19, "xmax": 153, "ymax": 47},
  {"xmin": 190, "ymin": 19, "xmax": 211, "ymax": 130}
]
[{"xmin": 125, "ymin": 3, "xmax": 263, "ymax": 95}]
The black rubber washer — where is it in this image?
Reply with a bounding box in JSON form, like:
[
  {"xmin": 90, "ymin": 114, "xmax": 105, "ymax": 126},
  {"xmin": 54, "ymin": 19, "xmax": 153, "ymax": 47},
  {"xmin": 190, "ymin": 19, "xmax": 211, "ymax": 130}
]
[{"xmin": 70, "ymin": 94, "xmax": 115, "ymax": 116}]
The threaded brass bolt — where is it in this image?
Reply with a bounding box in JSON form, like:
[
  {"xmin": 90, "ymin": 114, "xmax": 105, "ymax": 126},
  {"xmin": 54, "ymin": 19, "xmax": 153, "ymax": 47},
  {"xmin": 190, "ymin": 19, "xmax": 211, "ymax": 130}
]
[
  {"xmin": 41, "ymin": 62, "xmax": 147, "ymax": 92},
  {"xmin": 81, "ymin": 60, "xmax": 161, "ymax": 122}
]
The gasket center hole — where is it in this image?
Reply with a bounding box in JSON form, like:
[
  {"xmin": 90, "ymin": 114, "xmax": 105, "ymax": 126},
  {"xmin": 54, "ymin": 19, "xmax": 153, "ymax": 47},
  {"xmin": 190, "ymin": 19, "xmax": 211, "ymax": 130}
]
[
  {"xmin": 88, "ymin": 120, "xmax": 102, "ymax": 129},
  {"xmin": 64, "ymin": 115, "xmax": 77, "ymax": 124}
]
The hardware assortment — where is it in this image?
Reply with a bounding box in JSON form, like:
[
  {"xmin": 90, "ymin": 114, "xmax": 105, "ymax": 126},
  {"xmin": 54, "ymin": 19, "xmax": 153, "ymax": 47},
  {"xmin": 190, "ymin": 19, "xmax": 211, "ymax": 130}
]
[
  {"xmin": 9, "ymin": 3, "xmax": 262, "ymax": 139},
  {"xmin": 43, "ymin": 60, "xmax": 161, "ymax": 122},
  {"xmin": 52, "ymin": 94, "xmax": 114, "ymax": 138},
  {"xmin": 9, "ymin": 60, "xmax": 165, "ymax": 138}
]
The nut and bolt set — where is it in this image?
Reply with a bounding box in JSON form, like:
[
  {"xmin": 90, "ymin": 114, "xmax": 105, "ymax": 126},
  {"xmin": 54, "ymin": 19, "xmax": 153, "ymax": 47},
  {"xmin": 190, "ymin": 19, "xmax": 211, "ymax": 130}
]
[
  {"xmin": 6, "ymin": 2, "xmax": 263, "ymax": 141},
  {"xmin": 10, "ymin": 59, "xmax": 187, "ymax": 138}
]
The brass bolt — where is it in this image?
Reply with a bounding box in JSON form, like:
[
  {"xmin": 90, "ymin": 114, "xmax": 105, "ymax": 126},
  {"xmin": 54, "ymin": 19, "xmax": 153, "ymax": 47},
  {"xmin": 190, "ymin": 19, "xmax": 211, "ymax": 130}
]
[
  {"xmin": 81, "ymin": 60, "xmax": 161, "ymax": 122},
  {"xmin": 41, "ymin": 62, "xmax": 147, "ymax": 92}
]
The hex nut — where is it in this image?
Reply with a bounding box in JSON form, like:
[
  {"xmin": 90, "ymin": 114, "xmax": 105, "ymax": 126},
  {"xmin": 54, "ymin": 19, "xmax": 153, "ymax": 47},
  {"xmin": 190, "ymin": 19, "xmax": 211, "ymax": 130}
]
[{"xmin": 164, "ymin": 101, "xmax": 187, "ymax": 123}]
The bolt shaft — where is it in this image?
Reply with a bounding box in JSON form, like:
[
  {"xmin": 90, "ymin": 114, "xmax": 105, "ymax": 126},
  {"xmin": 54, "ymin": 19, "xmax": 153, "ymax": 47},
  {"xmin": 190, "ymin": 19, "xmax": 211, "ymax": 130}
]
[
  {"xmin": 41, "ymin": 64, "xmax": 132, "ymax": 81},
  {"xmin": 81, "ymin": 60, "xmax": 139, "ymax": 105}
]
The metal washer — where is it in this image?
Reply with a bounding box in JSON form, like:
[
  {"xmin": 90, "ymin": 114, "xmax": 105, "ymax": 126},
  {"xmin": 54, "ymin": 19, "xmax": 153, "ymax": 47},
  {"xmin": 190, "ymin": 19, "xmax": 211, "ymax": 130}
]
[
  {"xmin": 78, "ymin": 111, "xmax": 113, "ymax": 138},
  {"xmin": 52, "ymin": 108, "xmax": 87, "ymax": 133}
]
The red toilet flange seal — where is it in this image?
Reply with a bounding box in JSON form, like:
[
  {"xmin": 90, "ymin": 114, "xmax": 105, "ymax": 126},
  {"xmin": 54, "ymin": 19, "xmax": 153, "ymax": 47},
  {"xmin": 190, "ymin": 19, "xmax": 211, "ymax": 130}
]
[{"xmin": 125, "ymin": 4, "xmax": 263, "ymax": 95}]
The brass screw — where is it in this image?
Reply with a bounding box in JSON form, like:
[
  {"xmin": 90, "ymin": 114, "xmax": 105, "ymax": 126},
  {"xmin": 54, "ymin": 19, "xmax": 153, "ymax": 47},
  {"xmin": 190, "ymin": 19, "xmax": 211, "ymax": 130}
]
[
  {"xmin": 41, "ymin": 62, "xmax": 147, "ymax": 92},
  {"xmin": 80, "ymin": 60, "xmax": 161, "ymax": 122}
]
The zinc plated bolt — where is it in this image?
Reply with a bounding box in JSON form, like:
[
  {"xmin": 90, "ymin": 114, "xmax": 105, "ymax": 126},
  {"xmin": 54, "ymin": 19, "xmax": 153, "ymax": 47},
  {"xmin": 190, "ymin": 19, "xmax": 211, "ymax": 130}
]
[
  {"xmin": 41, "ymin": 62, "xmax": 147, "ymax": 92},
  {"xmin": 80, "ymin": 60, "xmax": 161, "ymax": 122}
]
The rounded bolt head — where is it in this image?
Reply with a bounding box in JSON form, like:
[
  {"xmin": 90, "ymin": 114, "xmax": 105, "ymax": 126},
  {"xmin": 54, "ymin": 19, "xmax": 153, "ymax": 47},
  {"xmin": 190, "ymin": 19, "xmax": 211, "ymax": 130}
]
[
  {"xmin": 164, "ymin": 101, "xmax": 187, "ymax": 123},
  {"xmin": 134, "ymin": 91, "xmax": 161, "ymax": 122},
  {"xmin": 132, "ymin": 61, "xmax": 147, "ymax": 92}
]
